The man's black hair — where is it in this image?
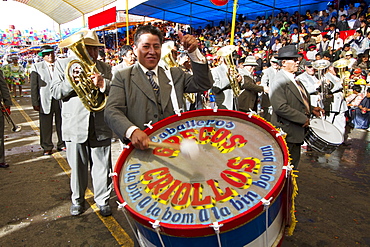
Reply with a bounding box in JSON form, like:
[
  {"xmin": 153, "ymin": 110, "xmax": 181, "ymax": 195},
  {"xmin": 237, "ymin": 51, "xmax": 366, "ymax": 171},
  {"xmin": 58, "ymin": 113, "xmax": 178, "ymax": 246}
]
[
  {"xmin": 119, "ymin": 45, "xmax": 133, "ymax": 57},
  {"xmin": 134, "ymin": 25, "xmax": 164, "ymax": 46}
]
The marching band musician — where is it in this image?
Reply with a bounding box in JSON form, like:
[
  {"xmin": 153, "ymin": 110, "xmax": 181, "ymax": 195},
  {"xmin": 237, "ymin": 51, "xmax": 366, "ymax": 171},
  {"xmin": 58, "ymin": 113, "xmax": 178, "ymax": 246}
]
[
  {"xmin": 296, "ymin": 61, "xmax": 321, "ymax": 107},
  {"xmin": 104, "ymin": 25, "xmax": 213, "ymax": 151},
  {"xmin": 324, "ymin": 65, "xmax": 348, "ymax": 135},
  {"xmin": 260, "ymin": 56, "xmax": 280, "ymax": 121},
  {"xmin": 270, "ymin": 45, "xmax": 324, "ymax": 169},
  {"xmin": 211, "ymin": 48, "xmax": 242, "ymax": 110},
  {"xmin": 0, "ymin": 70, "xmax": 12, "ymax": 168},
  {"xmin": 51, "ymin": 30, "xmax": 113, "ymax": 217},
  {"xmin": 211, "ymin": 57, "xmax": 235, "ymax": 110},
  {"xmin": 159, "ymin": 42, "xmax": 202, "ymax": 111},
  {"xmin": 237, "ymin": 56, "xmax": 264, "ymax": 113},
  {"xmin": 30, "ymin": 45, "xmax": 65, "ymax": 156},
  {"xmin": 178, "ymin": 53, "xmax": 204, "ymax": 110}
]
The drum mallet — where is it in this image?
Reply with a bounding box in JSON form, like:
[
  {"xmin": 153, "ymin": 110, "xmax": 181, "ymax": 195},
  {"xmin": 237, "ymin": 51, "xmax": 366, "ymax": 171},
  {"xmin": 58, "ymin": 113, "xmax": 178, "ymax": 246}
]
[{"xmin": 149, "ymin": 139, "xmax": 200, "ymax": 159}]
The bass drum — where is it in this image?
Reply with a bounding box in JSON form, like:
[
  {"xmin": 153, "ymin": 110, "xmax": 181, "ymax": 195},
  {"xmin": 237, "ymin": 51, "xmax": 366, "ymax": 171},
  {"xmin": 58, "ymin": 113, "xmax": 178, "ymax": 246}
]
[
  {"xmin": 305, "ymin": 118, "xmax": 343, "ymax": 154},
  {"xmin": 114, "ymin": 109, "xmax": 292, "ymax": 247}
]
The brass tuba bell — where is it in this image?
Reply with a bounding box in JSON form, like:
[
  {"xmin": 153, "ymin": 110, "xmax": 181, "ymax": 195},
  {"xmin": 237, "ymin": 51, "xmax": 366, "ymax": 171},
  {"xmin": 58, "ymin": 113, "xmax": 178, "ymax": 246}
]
[
  {"xmin": 333, "ymin": 58, "xmax": 351, "ymax": 97},
  {"xmin": 161, "ymin": 41, "xmax": 196, "ymax": 104},
  {"xmin": 59, "ymin": 31, "xmax": 107, "ymax": 112},
  {"xmin": 216, "ymin": 45, "xmax": 241, "ymax": 97}
]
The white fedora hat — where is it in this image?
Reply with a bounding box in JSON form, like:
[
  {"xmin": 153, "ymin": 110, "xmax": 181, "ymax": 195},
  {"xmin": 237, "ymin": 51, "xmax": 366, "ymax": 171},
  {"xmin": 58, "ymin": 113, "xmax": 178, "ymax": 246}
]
[{"xmin": 243, "ymin": 56, "xmax": 258, "ymax": 66}]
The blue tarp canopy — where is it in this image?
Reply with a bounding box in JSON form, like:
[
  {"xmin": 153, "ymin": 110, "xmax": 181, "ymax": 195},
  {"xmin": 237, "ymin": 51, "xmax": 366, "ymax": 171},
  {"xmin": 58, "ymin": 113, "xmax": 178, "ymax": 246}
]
[{"xmin": 129, "ymin": 0, "xmax": 330, "ymax": 27}]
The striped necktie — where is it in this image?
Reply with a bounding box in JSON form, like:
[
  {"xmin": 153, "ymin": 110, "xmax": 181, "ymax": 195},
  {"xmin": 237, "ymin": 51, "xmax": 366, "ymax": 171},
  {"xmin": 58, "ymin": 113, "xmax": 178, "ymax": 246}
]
[
  {"xmin": 296, "ymin": 79, "xmax": 310, "ymax": 115},
  {"xmin": 146, "ymin": 71, "xmax": 160, "ymax": 95}
]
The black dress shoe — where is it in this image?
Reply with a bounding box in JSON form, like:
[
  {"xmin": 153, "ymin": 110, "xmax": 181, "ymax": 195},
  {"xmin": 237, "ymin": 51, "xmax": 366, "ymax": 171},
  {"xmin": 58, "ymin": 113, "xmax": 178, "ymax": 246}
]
[
  {"xmin": 43, "ymin": 150, "xmax": 53, "ymax": 155},
  {"xmin": 0, "ymin": 163, "xmax": 9, "ymax": 168},
  {"xmin": 57, "ymin": 147, "xmax": 66, "ymax": 152},
  {"xmin": 98, "ymin": 204, "xmax": 112, "ymax": 217},
  {"xmin": 70, "ymin": 204, "xmax": 84, "ymax": 216}
]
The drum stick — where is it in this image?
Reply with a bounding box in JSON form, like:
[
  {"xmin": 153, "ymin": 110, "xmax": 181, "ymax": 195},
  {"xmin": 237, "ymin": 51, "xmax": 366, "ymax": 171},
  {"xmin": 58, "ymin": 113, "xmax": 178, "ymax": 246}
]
[
  {"xmin": 320, "ymin": 111, "xmax": 326, "ymax": 131},
  {"xmin": 149, "ymin": 141, "xmax": 180, "ymax": 150}
]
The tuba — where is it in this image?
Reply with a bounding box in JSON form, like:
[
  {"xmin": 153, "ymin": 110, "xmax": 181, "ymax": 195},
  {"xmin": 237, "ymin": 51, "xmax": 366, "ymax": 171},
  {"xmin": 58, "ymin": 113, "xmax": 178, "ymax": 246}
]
[
  {"xmin": 161, "ymin": 41, "xmax": 178, "ymax": 68},
  {"xmin": 333, "ymin": 58, "xmax": 350, "ymax": 97},
  {"xmin": 312, "ymin": 59, "xmax": 331, "ymax": 108},
  {"xmin": 216, "ymin": 45, "xmax": 241, "ymax": 97},
  {"xmin": 59, "ymin": 32, "xmax": 106, "ymax": 112}
]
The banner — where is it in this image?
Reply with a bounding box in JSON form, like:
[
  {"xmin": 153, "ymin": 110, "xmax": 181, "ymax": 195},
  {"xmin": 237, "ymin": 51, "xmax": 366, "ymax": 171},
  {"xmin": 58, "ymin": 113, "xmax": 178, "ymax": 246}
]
[{"xmin": 88, "ymin": 7, "xmax": 117, "ymax": 29}]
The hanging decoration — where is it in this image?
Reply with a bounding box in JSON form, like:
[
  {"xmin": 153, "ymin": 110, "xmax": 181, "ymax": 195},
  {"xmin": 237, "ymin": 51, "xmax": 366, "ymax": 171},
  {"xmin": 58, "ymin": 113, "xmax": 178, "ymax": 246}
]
[{"xmin": 209, "ymin": 0, "xmax": 229, "ymax": 6}]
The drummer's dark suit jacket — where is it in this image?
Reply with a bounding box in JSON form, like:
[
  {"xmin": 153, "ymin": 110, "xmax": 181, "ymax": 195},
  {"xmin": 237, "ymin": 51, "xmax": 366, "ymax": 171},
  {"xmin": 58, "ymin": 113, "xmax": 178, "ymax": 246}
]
[
  {"xmin": 270, "ymin": 69, "xmax": 311, "ymax": 144},
  {"xmin": 104, "ymin": 62, "xmax": 213, "ymax": 142}
]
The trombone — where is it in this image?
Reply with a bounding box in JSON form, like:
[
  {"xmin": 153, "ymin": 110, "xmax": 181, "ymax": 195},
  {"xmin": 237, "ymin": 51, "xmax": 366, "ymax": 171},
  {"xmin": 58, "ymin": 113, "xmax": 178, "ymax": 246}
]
[{"xmin": 0, "ymin": 101, "xmax": 21, "ymax": 132}]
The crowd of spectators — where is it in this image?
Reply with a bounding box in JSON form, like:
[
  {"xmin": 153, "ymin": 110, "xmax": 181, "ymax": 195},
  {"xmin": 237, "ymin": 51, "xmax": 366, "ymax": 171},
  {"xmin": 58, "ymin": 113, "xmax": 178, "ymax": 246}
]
[
  {"xmin": 94, "ymin": 0, "xmax": 370, "ymax": 74},
  {"xmin": 1, "ymin": 0, "xmax": 370, "ymax": 130}
]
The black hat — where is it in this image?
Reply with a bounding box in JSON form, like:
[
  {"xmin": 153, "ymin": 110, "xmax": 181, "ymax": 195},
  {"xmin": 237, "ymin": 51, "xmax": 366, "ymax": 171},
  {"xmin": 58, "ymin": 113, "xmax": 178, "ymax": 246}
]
[
  {"xmin": 38, "ymin": 45, "xmax": 54, "ymax": 56},
  {"xmin": 276, "ymin": 45, "xmax": 300, "ymax": 59}
]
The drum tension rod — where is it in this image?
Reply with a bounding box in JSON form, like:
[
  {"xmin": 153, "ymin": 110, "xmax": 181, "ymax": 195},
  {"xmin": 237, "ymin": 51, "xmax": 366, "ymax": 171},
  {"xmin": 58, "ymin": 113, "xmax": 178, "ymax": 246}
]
[
  {"xmin": 261, "ymin": 197, "xmax": 273, "ymax": 247},
  {"xmin": 210, "ymin": 222, "xmax": 224, "ymax": 247},
  {"xmin": 150, "ymin": 220, "xmax": 166, "ymax": 247}
]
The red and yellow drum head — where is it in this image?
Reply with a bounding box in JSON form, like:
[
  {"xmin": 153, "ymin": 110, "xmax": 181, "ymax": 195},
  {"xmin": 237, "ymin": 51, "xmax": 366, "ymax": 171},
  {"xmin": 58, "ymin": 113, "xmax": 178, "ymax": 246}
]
[{"xmin": 114, "ymin": 109, "xmax": 289, "ymax": 238}]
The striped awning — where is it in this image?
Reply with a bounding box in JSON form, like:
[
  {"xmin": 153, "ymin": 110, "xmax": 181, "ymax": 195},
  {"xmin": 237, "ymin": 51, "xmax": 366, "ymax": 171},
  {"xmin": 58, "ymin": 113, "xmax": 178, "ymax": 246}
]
[{"xmin": 14, "ymin": 0, "xmax": 118, "ymax": 25}]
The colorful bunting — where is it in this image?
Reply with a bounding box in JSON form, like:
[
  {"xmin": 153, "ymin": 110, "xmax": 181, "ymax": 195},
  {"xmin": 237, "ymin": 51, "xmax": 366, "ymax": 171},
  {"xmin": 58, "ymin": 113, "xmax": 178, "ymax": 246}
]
[{"xmin": 0, "ymin": 26, "xmax": 82, "ymax": 47}]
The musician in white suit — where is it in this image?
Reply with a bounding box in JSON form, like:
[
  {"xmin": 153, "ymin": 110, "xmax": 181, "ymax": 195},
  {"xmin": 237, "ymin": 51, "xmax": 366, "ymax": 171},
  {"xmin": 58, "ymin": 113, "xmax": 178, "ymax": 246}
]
[
  {"xmin": 296, "ymin": 61, "xmax": 321, "ymax": 107},
  {"xmin": 325, "ymin": 65, "xmax": 348, "ymax": 134},
  {"xmin": 51, "ymin": 31, "xmax": 113, "ymax": 217},
  {"xmin": 260, "ymin": 56, "xmax": 280, "ymax": 121},
  {"xmin": 30, "ymin": 45, "xmax": 64, "ymax": 155},
  {"xmin": 211, "ymin": 58, "xmax": 236, "ymax": 110}
]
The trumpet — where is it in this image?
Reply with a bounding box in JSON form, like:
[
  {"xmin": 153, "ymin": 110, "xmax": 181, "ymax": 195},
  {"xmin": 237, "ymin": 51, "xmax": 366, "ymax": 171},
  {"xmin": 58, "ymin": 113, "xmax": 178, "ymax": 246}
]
[
  {"xmin": 333, "ymin": 58, "xmax": 350, "ymax": 97},
  {"xmin": 0, "ymin": 101, "xmax": 21, "ymax": 132},
  {"xmin": 59, "ymin": 32, "xmax": 106, "ymax": 112},
  {"xmin": 217, "ymin": 45, "xmax": 241, "ymax": 97}
]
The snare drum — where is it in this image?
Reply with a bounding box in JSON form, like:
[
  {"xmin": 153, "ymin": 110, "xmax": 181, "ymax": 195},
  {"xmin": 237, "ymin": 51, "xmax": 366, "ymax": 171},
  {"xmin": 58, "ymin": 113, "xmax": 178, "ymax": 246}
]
[
  {"xmin": 305, "ymin": 118, "xmax": 343, "ymax": 154},
  {"xmin": 114, "ymin": 109, "xmax": 291, "ymax": 247}
]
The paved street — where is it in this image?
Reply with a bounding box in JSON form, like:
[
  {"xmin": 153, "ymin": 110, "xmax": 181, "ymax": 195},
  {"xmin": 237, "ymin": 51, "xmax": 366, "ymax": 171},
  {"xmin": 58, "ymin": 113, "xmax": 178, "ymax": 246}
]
[{"xmin": 0, "ymin": 84, "xmax": 369, "ymax": 247}]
